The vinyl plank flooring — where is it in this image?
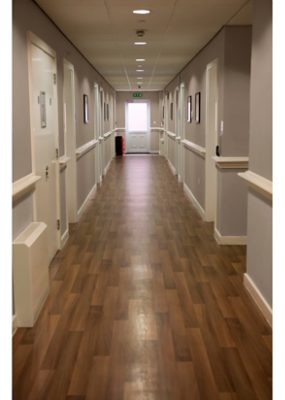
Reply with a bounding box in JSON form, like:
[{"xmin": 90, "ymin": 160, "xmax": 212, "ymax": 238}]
[{"xmin": 13, "ymin": 155, "xmax": 272, "ymax": 400}]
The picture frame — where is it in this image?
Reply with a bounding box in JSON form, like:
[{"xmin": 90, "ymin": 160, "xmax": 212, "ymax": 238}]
[
  {"xmin": 83, "ymin": 94, "xmax": 89, "ymax": 124},
  {"xmin": 195, "ymin": 92, "xmax": 201, "ymax": 124},
  {"xmin": 187, "ymin": 95, "xmax": 192, "ymax": 123},
  {"xmin": 170, "ymin": 102, "xmax": 173, "ymax": 120}
]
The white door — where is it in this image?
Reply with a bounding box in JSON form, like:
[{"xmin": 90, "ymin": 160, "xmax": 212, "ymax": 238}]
[
  {"xmin": 205, "ymin": 60, "xmax": 218, "ymax": 222},
  {"xmin": 126, "ymin": 101, "xmax": 149, "ymax": 153},
  {"xmin": 28, "ymin": 34, "xmax": 59, "ymax": 264},
  {"xmin": 63, "ymin": 60, "xmax": 77, "ymax": 223}
]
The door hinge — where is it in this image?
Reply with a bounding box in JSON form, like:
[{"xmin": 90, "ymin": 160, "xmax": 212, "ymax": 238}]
[
  {"xmin": 57, "ymin": 219, "xmax": 60, "ymax": 230},
  {"xmin": 56, "ymin": 148, "xmax": 59, "ymax": 159},
  {"xmin": 53, "ymin": 73, "xmax": 57, "ymax": 85}
]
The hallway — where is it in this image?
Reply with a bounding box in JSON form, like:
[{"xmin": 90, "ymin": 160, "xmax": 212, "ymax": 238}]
[{"xmin": 13, "ymin": 155, "xmax": 272, "ymax": 400}]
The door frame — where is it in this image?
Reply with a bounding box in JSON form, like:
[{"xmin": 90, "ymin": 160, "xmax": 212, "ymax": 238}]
[
  {"xmin": 99, "ymin": 86, "xmax": 104, "ymax": 180},
  {"xmin": 205, "ymin": 59, "xmax": 219, "ymax": 222},
  {"xmin": 27, "ymin": 31, "xmax": 61, "ymax": 252},
  {"xmin": 164, "ymin": 92, "xmax": 169, "ymax": 158},
  {"xmin": 174, "ymin": 87, "xmax": 180, "ymax": 172},
  {"xmin": 125, "ymin": 99, "xmax": 150, "ymax": 153},
  {"xmin": 94, "ymin": 82, "xmax": 100, "ymax": 184},
  {"xmin": 63, "ymin": 59, "xmax": 77, "ymax": 224},
  {"xmin": 178, "ymin": 82, "xmax": 185, "ymax": 182}
]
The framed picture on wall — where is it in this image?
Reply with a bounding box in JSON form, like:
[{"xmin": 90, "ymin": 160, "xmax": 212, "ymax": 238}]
[
  {"xmin": 195, "ymin": 92, "xmax": 201, "ymax": 123},
  {"xmin": 187, "ymin": 95, "xmax": 192, "ymax": 123},
  {"xmin": 170, "ymin": 102, "xmax": 173, "ymax": 120},
  {"xmin": 83, "ymin": 94, "xmax": 89, "ymax": 124}
]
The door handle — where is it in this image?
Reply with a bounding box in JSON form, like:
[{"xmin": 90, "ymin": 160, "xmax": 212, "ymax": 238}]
[{"xmin": 45, "ymin": 166, "xmax": 49, "ymax": 179}]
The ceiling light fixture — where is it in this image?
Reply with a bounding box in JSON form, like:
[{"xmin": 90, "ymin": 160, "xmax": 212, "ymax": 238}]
[
  {"xmin": 136, "ymin": 58, "xmax": 146, "ymax": 62},
  {"xmin": 136, "ymin": 69, "xmax": 144, "ymax": 72},
  {"xmin": 134, "ymin": 41, "xmax": 147, "ymax": 45},
  {"xmin": 133, "ymin": 10, "xmax": 150, "ymax": 15}
]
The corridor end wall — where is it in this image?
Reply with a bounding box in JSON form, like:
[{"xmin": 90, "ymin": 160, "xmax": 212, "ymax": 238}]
[{"xmin": 115, "ymin": 91, "xmax": 161, "ymax": 153}]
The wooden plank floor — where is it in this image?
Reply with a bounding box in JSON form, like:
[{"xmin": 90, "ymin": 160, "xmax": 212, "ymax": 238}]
[{"xmin": 13, "ymin": 155, "xmax": 272, "ymax": 400}]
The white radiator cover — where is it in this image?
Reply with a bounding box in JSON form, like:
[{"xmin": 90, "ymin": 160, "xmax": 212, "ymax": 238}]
[{"xmin": 13, "ymin": 222, "xmax": 49, "ymax": 327}]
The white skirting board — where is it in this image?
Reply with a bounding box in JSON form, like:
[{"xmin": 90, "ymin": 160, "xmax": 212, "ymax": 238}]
[
  {"xmin": 60, "ymin": 229, "xmax": 69, "ymax": 249},
  {"xmin": 244, "ymin": 273, "xmax": 272, "ymax": 326},
  {"xmin": 12, "ymin": 314, "xmax": 18, "ymax": 335},
  {"xmin": 77, "ymin": 184, "xmax": 97, "ymax": 220},
  {"xmin": 103, "ymin": 159, "xmax": 112, "ymax": 176},
  {"xmin": 167, "ymin": 159, "xmax": 177, "ymax": 176},
  {"xmin": 183, "ymin": 183, "xmax": 205, "ymax": 220},
  {"xmin": 214, "ymin": 227, "xmax": 247, "ymax": 245},
  {"xmin": 13, "ymin": 222, "xmax": 49, "ymax": 327}
]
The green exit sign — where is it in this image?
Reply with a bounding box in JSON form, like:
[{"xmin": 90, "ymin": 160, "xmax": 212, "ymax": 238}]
[{"xmin": 133, "ymin": 92, "xmax": 143, "ymax": 98}]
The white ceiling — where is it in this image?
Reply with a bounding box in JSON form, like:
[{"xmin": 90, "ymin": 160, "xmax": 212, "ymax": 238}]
[{"xmin": 34, "ymin": 0, "xmax": 252, "ymax": 91}]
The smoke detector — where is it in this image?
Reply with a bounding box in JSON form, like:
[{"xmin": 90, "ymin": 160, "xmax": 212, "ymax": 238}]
[{"xmin": 136, "ymin": 29, "xmax": 145, "ymax": 38}]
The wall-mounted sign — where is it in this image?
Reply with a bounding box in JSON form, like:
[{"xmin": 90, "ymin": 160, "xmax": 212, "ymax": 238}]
[
  {"xmin": 133, "ymin": 92, "xmax": 143, "ymax": 98},
  {"xmin": 83, "ymin": 94, "xmax": 89, "ymax": 124},
  {"xmin": 39, "ymin": 91, "xmax": 47, "ymax": 128}
]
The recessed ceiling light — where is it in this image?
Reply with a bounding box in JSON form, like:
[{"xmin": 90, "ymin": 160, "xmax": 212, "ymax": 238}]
[
  {"xmin": 136, "ymin": 58, "xmax": 146, "ymax": 62},
  {"xmin": 137, "ymin": 77, "xmax": 143, "ymax": 80},
  {"xmin": 133, "ymin": 10, "xmax": 150, "ymax": 15},
  {"xmin": 136, "ymin": 69, "xmax": 144, "ymax": 72},
  {"xmin": 134, "ymin": 42, "xmax": 147, "ymax": 46}
]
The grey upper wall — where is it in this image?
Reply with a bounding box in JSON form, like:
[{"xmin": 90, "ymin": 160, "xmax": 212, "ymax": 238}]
[
  {"xmin": 223, "ymin": 26, "xmax": 252, "ymax": 156},
  {"xmin": 165, "ymin": 80, "xmax": 180, "ymax": 134},
  {"xmin": 164, "ymin": 26, "xmax": 252, "ymax": 154},
  {"xmin": 181, "ymin": 29, "xmax": 225, "ymax": 148},
  {"xmin": 116, "ymin": 92, "xmax": 160, "ymax": 128},
  {"xmin": 245, "ymin": 0, "xmax": 272, "ymax": 308},
  {"xmin": 13, "ymin": 0, "xmax": 114, "ymax": 182},
  {"xmin": 248, "ymin": 0, "xmax": 272, "ymax": 180}
]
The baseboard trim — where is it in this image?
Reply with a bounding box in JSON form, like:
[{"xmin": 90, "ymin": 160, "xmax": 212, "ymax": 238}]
[
  {"xmin": 60, "ymin": 229, "xmax": 69, "ymax": 249},
  {"xmin": 214, "ymin": 227, "xmax": 247, "ymax": 245},
  {"xmin": 244, "ymin": 273, "xmax": 272, "ymax": 326},
  {"xmin": 183, "ymin": 183, "xmax": 205, "ymax": 220},
  {"xmin": 77, "ymin": 184, "xmax": 97, "ymax": 220},
  {"xmin": 12, "ymin": 314, "xmax": 18, "ymax": 336},
  {"xmin": 168, "ymin": 160, "xmax": 177, "ymax": 176},
  {"xmin": 103, "ymin": 159, "xmax": 112, "ymax": 176}
]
